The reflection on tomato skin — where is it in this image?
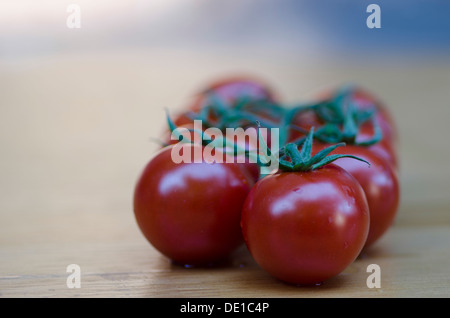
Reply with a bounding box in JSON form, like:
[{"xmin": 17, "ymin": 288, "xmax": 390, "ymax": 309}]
[
  {"xmin": 241, "ymin": 164, "xmax": 370, "ymax": 286},
  {"xmin": 133, "ymin": 144, "xmax": 254, "ymax": 267},
  {"xmin": 311, "ymin": 143, "xmax": 400, "ymax": 249}
]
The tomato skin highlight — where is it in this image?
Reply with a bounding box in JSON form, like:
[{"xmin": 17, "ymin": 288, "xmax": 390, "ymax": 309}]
[
  {"xmin": 240, "ymin": 164, "xmax": 370, "ymax": 286},
  {"xmin": 312, "ymin": 143, "xmax": 400, "ymax": 248},
  {"xmin": 133, "ymin": 144, "xmax": 254, "ymax": 266}
]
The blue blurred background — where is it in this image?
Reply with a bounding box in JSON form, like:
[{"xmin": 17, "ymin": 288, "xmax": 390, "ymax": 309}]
[{"xmin": 1, "ymin": 0, "xmax": 449, "ymax": 60}]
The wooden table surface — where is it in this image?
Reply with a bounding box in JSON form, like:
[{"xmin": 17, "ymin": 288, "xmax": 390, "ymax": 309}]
[{"xmin": 1, "ymin": 49, "xmax": 450, "ymax": 298}]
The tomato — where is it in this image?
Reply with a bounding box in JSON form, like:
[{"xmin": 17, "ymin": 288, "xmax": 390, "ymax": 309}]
[
  {"xmin": 187, "ymin": 75, "xmax": 278, "ymax": 112},
  {"xmin": 171, "ymin": 76, "xmax": 279, "ymax": 130},
  {"xmin": 317, "ymin": 85, "xmax": 398, "ymax": 148},
  {"xmin": 287, "ymin": 106, "xmax": 324, "ymax": 142},
  {"xmin": 286, "ymin": 90, "xmax": 399, "ymax": 169},
  {"xmin": 311, "ymin": 142, "xmax": 400, "ymax": 248},
  {"xmin": 287, "ymin": 122, "xmax": 398, "ymax": 170},
  {"xmin": 241, "ymin": 164, "xmax": 370, "ymax": 285},
  {"xmin": 133, "ymin": 143, "xmax": 254, "ymax": 266},
  {"xmin": 351, "ymin": 87, "xmax": 398, "ymax": 147},
  {"xmin": 356, "ymin": 121, "xmax": 398, "ymax": 169}
]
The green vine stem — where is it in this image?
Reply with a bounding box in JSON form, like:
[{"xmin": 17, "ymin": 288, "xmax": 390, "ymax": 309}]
[
  {"xmin": 286, "ymin": 86, "xmax": 383, "ymax": 148},
  {"xmin": 186, "ymin": 93, "xmax": 281, "ymax": 131},
  {"xmin": 314, "ymin": 101, "xmax": 382, "ymax": 147},
  {"xmin": 163, "ymin": 85, "xmax": 379, "ymax": 175},
  {"xmin": 277, "ymin": 128, "xmax": 370, "ymax": 172},
  {"xmin": 314, "ymin": 84, "xmax": 376, "ymax": 127},
  {"xmin": 166, "ymin": 109, "xmax": 263, "ymax": 164}
]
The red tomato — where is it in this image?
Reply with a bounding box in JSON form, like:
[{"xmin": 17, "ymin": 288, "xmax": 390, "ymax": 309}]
[
  {"xmin": 172, "ymin": 76, "xmax": 279, "ymax": 129},
  {"xmin": 287, "ymin": 107, "xmax": 324, "ymax": 142},
  {"xmin": 240, "ymin": 164, "xmax": 370, "ymax": 285},
  {"xmin": 317, "ymin": 86, "xmax": 398, "ymax": 148},
  {"xmin": 356, "ymin": 121, "xmax": 398, "ymax": 169},
  {"xmin": 133, "ymin": 144, "xmax": 254, "ymax": 266},
  {"xmin": 286, "ymin": 98, "xmax": 398, "ymax": 169},
  {"xmin": 188, "ymin": 75, "xmax": 278, "ymax": 111},
  {"xmin": 351, "ymin": 87, "xmax": 398, "ymax": 147},
  {"xmin": 311, "ymin": 143, "xmax": 400, "ymax": 248}
]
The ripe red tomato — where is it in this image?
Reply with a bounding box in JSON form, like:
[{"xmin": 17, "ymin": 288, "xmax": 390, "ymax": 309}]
[
  {"xmin": 287, "ymin": 106, "xmax": 324, "ymax": 142},
  {"xmin": 133, "ymin": 143, "xmax": 254, "ymax": 266},
  {"xmin": 240, "ymin": 164, "xmax": 370, "ymax": 285},
  {"xmin": 317, "ymin": 86, "xmax": 398, "ymax": 148},
  {"xmin": 188, "ymin": 75, "xmax": 278, "ymax": 111},
  {"xmin": 351, "ymin": 87, "xmax": 398, "ymax": 147},
  {"xmin": 286, "ymin": 96, "xmax": 398, "ymax": 169},
  {"xmin": 172, "ymin": 76, "xmax": 279, "ymax": 129},
  {"xmin": 287, "ymin": 121, "xmax": 398, "ymax": 170},
  {"xmin": 311, "ymin": 142, "xmax": 400, "ymax": 248},
  {"xmin": 355, "ymin": 121, "xmax": 398, "ymax": 169}
]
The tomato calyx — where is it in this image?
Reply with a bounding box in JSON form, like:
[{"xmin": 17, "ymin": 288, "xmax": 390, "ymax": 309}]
[
  {"xmin": 315, "ymin": 84, "xmax": 376, "ymax": 125},
  {"xmin": 289, "ymin": 90, "xmax": 383, "ymax": 147},
  {"xmin": 317, "ymin": 106, "xmax": 383, "ymax": 147},
  {"xmin": 278, "ymin": 127, "xmax": 370, "ymax": 172}
]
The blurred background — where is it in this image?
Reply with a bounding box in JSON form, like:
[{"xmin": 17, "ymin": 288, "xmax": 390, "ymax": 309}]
[
  {"xmin": 1, "ymin": 0, "xmax": 450, "ymax": 248},
  {"xmin": 2, "ymin": 0, "xmax": 450, "ymax": 59}
]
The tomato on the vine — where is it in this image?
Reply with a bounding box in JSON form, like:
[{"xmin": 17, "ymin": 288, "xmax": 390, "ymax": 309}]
[
  {"xmin": 133, "ymin": 143, "xmax": 254, "ymax": 266},
  {"xmin": 287, "ymin": 87, "xmax": 399, "ymax": 170},
  {"xmin": 187, "ymin": 75, "xmax": 278, "ymax": 111},
  {"xmin": 355, "ymin": 121, "xmax": 398, "ymax": 168},
  {"xmin": 240, "ymin": 132, "xmax": 370, "ymax": 285},
  {"xmin": 351, "ymin": 87, "xmax": 398, "ymax": 147},
  {"xmin": 311, "ymin": 142, "xmax": 400, "ymax": 248},
  {"xmin": 287, "ymin": 106, "xmax": 324, "ymax": 142},
  {"xmin": 134, "ymin": 74, "xmax": 403, "ymax": 291},
  {"xmin": 317, "ymin": 85, "xmax": 398, "ymax": 148},
  {"xmin": 171, "ymin": 76, "xmax": 279, "ymax": 128},
  {"xmin": 241, "ymin": 164, "xmax": 369, "ymax": 285}
]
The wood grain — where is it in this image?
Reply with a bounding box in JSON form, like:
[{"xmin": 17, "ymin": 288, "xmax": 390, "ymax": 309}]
[{"xmin": 1, "ymin": 49, "xmax": 450, "ymax": 298}]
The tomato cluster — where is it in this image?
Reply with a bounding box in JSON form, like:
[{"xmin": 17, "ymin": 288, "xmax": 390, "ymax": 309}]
[{"xmin": 133, "ymin": 76, "xmax": 400, "ymax": 286}]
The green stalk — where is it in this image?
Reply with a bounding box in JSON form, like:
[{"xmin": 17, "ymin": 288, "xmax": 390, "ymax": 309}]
[{"xmin": 278, "ymin": 127, "xmax": 370, "ymax": 172}]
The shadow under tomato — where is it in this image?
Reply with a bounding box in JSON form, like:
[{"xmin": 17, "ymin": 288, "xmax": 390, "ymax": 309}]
[
  {"xmin": 170, "ymin": 258, "xmax": 234, "ymax": 269},
  {"xmin": 358, "ymin": 242, "xmax": 392, "ymax": 260},
  {"xmin": 168, "ymin": 245, "xmax": 257, "ymax": 270},
  {"xmin": 254, "ymin": 271, "xmax": 352, "ymax": 293}
]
